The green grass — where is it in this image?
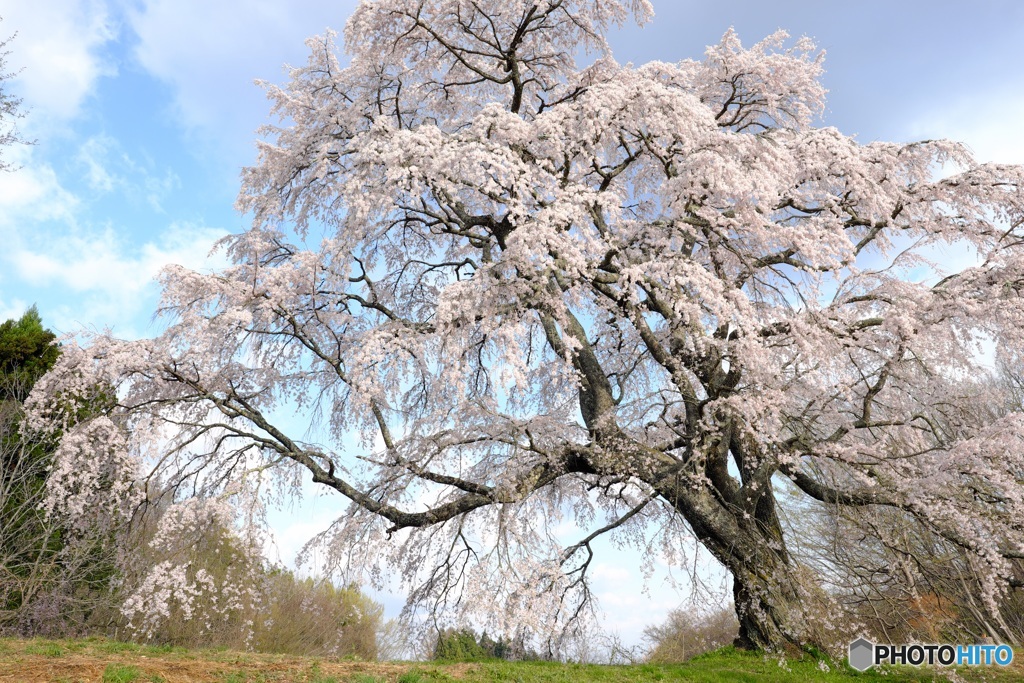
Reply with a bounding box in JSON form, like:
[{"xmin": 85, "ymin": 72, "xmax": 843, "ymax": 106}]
[
  {"xmin": 447, "ymin": 647, "xmax": 1021, "ymax": 682},
  {"xmin": 23, "ymin": 640, "xmax": 65, "ymax": 657},
  {"xmin": 219, "ymin": 674, "xmax": 255, "ymax": 683},
  {"xmin": 101, "ymin": 663, "xmax": 165, "ymax": 683},
  {"xmin": 102, "ymin": 663, "xmax": 144, "ymax": 683},
  {"xmin": 94, "ymin": 639, "xmax": 143, "ymax": 654}
]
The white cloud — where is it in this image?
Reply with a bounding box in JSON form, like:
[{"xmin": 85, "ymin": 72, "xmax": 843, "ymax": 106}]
[
  {"xmin": 0, "ymin": 296, "xmax": 29, "ymax": 322},
  {"xmin": 74, "ymin": 133, "xmax": 181, "ymax": 211},
  {"xmin": 906, "ymin": 88, "xmax": 1024, "ymax": 166},
  {"xmin": 0, "ymin": 0, "xmax": 117, "ymax": 125},
  {"xmin": 0, "ymin": 145, "xmax": 78, "ymax": 226},
  {"xmin": 127, "ymin": 0, "xmax": 356, "ymax": 153},
  {"xmin": 6, "ymin": 219, "xmax": 226, "ymax": 337},
  {"xmin": 0, "ymin": 135, "xmax": 218, "ymax": 336},
  {"xmin": 592, "ymin": 563, "xmax": 632, "ymax": 584},
  {"xmin": 13, "ymin": 221, "xmax": 217, "ymax": 291},
  {"xmin": 75, "ymin": 135, "xmax": 117, "ymax": 193}
]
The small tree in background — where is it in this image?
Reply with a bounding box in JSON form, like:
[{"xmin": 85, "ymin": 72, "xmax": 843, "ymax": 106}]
[
  {"xmin": 0, "ymin": 308, "xmax": 59, "ymax": 401},
  {"xmin": 118, "ymin": 495, "xmax": 266, "ymax": 647},
  {"xmin": 431, "ymin": 626, "xmax": 545, "ymax": 662},
  {"xmin": 432, "ymin": 627, "xmax": 489, "ymax": 662},
  {"xmin": 255, "ymin": 572, "xmax": 381, "ymax": 659},
  {"xmin": 644, "ymin": 606, "xmax": 737, "ymax": 663},
  {"xmin": 121, "ymin": 491, "xmax": 382, "ymax": 657}
]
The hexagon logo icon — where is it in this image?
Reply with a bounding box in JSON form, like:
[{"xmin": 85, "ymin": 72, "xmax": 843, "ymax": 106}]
[{"xmin": 848, "ymin": 637, "xmax": 875, "ymax": 671}]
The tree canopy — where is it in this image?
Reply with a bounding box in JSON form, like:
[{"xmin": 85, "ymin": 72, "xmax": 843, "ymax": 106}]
[
  {"xmin": 0, "ymin": 307, "xmax": 59, "ymax": 402},
  {"xmin": 27, "ymin": 0, "xmax": 1024, "ymax": 652}
]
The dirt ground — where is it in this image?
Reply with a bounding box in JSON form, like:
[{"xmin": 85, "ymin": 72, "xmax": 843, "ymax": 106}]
[
  {"xmin": 0, "ymin": 659, "xmax": 415, "ymax": 683},
  {"xmin": 0, "ymin": 638, "xmax": 473, "ymax": 683}
]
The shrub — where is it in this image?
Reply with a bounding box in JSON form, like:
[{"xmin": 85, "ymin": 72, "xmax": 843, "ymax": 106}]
[
  {"xmin": 101, "ymin": 663, "xmax": 143, "ymax": 683},
  {"xmin": 252, "ymin": 571, "xmax": 381, "ymax": 659},
  {"xmin": 121, "ymin": 494, "xmax": 381, "ymax": 658},
  {"xmin": 644, "ymin": 605, "xmax": 738, "ymax": 663},
  {"xmin": 432, "ymin": 628, "xmax": 488, "ymax": 661}
]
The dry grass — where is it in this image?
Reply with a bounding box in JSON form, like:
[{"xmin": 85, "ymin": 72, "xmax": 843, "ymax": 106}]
[{"xmin": 0, "ymin": 637, "xmax": 471, "ymax": 683}]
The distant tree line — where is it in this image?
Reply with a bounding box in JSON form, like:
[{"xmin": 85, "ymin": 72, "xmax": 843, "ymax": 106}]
[{"xmin": 432, "ymin": 626, "xmax": 549, "ymax": 662}]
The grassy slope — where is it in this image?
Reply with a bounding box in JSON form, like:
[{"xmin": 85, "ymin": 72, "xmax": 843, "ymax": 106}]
[{"xmin": 1, "ymin": 637, "xmax": 1021, "ymax": 683}]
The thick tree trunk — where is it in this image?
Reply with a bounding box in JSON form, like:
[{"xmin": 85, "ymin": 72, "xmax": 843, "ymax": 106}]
[
  {"xmin": 663, "ymin": 478, "xmax": 807, "ymax": 651},
  {"xmin": 729, "ymin": 494, "xmax": 806, "ymax": 650},
  {"xmin": 728, "ymin": 549, "xmax": 805, "ymax": 650}
]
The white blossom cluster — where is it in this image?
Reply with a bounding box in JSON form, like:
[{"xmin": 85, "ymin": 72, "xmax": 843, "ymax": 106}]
[{"xmin": 120, "ymin": 497, "xmax": 264, "ymax": 642}]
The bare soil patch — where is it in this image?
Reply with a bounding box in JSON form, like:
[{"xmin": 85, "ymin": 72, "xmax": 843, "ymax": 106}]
[{"xmin": 0, "ymin": 638, "xmax": 473, "ymax": 682}]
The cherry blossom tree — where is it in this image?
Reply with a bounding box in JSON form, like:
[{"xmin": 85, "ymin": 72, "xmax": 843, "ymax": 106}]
[{"xmin": 27, "ymin": 0, "xmax": 1024, "ymax": 651}]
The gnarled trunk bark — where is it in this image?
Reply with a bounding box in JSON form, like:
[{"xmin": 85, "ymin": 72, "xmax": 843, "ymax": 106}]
[
  {"xmin": 660, "ymin": 475, "xmax": 807, "ymax": 651},
  {"xmin": 728, "ymin": 546, "xmax": 804, "ymax": 650}
]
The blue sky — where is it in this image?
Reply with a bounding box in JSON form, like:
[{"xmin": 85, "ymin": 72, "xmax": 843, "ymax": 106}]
[{"xmin": 2, "ymin": 0, "xmax": 1023, "ymax": 650}]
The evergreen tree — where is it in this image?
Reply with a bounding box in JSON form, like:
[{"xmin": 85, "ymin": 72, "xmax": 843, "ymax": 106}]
[{"xmin": 0, "ymin": 306, "xmax": 59, "ymax": 400}]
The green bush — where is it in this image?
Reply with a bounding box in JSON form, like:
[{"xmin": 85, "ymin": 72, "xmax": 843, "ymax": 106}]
[
  {"xmin": 432, "ymin": 628, "xmax": 489, "ymax": 662},
  {"xmin": 252, "ymin": 571, "xmax": 382, "ymax": 659},
  {"xmin": 643, "ymin": 605, "xmax": 738, "ymax": 663}
]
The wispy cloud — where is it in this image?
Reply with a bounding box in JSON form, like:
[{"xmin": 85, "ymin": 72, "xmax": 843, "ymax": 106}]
[
  {"xmin": 0, "ymin": 131, "xmax": 205, "ymax": 336},
  {"xmin": 905, "ymin": 87, "xmax": 1024, "ymax": 166},
  {"xmin": 127, "ymin": 0, "xmax": 355, "ymax": 155},
  {"xmin": 0, "ymin": 152, "xmax": 219, "ymax": 337},
  {"xmin": 0, "ymin": 296, "xmax": 29, "ymax": 322},
  {"xmin": 0, "ymin": 0, "xmax": 117, "ymax": 126},
  {"xmin": 0, "ymin": 145, "xmax": 79, "ymax": 225},
  {"xmin": 8, "ymin": 220, "xmax": 226, "ymax": 337},
  {"xmin": 74, "ymin": 134, "xmax": 181, "ymax": 211}
]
